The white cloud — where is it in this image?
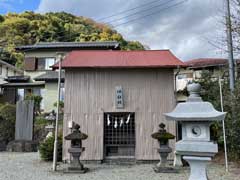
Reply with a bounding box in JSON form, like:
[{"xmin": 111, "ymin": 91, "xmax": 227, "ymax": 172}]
[
  {"xmin": 0, "ymin": 0, "xmax": 14, "ymax": 12},
  {"xmin": 36, "ymin": 0, "xmax": 227, "ymax": 61}
]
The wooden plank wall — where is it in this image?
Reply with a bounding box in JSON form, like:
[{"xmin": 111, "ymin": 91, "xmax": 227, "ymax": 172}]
[{"xmin": 63, "ymin": 68, "xmax": 176, "ymax": 161}]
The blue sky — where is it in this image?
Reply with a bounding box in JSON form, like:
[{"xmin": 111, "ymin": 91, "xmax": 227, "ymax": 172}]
[
  {"xmin": 0, "ymin": 0, "xmax": 227, "ymax": 60},
  {"xmin": 0, "ymin": 0, "xmax": 39, "ymax": 14}
]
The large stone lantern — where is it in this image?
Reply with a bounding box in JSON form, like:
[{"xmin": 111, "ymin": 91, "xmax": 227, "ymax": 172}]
[
  {"xmin": 64, "ymin": 123, "xmax": 88, "ymax": 173},
  {"xmin": 165, "ymin": 83, "xmax": 226, "ymax": 180}
]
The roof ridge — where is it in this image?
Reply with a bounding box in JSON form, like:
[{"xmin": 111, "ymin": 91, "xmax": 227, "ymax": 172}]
[
  {"xmin": 186, "ymin": 58, "xmax": 228, "ymax": 62},
  {"xmin": 70, "ymin": 49, "xmax": 171, "ymax": 52},
  {"xmin": 37, "ymin": 41, "xmax": 118, "ymax": 45}
]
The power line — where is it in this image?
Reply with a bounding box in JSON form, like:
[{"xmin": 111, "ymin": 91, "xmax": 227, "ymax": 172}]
[
  {"xmin": 20, "ymin": 1, "xmax": 176, "ymax": 48},
  {"xmin": 96, "ymin": 0, "xmax": 169, "ymax": 22},
  {"xmin": 16, "ymin": 0, "xmax": 187, "ymax": 52},
  {"xmin": 113, "ymin": 0, "xmax": 187, "ymax": 28},
  {"xmin": 2, "ymin": 0, "xmax": 186, "ymax": 52},
  {"xmin": 50, "ymin": 1, "xmax": 176, "ymax": 41},
  {"xmin": 104, "ymin": 0, "xmax": 175, "ymax": 25}
]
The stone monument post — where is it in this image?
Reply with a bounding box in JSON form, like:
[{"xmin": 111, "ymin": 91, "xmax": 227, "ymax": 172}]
[{"xmin": 7, "ymin": 100, "xmax": 37, "ymax": 152}]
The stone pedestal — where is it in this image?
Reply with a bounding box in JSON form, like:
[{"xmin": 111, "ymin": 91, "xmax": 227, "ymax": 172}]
[
  {"xmin": 156, "ymin": 146, "xmax": 172, "ymax": 167},
  {"xmin": 66, "ymin": 147, "xmax": 88, "ymax": 173},
  {"xmin": 183, "ymin": 156, "xmax": 211, "ymax": 180},
  {"xmin": 153, "ymin": 146, "xmax": 177, "ymax": 173},
  {"xmin": 67, "ymin": 148, "xmax": 88, "ymax": 173},
  {"xmin": 173, "ymin": 151, "xmax": 183, "ymax": 167}
]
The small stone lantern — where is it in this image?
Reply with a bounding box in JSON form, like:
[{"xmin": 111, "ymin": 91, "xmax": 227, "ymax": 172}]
[
  {"xmin": 151, "ymin": 123, "xmax": 175, "ymax": 173},
  {"xmin": 165, "ymin": 83, "xmax": 226, "ymax": 180},
  {"xmin": 45, "ymin": 110, "xmax": 56, "ymax": 139},
  {"xmin": 64, "ymin": 123, "xmax": 88, "ymax": 173}
]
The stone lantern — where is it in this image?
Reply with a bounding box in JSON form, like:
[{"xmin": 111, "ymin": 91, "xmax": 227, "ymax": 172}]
[
  {"xmin": 64, "ymin": 123, "xmax": 88, "ymax": 173},
  {"xmin": 165, "ymin": 83, "xmax": 226, "ymax": 180},
  {"xmin": 45, "ymin": 110, "xmax": 56, "ymax": 139},
  {"xmin": 151, "ymin": 123, "xmax": 175, "ymax": 173}
]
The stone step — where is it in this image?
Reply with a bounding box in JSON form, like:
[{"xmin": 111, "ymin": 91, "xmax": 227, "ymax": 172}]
[{"xmin": 103, "ymin": 156, "xmax": 136, "ymax": 165}]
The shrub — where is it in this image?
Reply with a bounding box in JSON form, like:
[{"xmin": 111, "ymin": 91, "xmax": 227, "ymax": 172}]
[
  {"xmin": 35, "ymin": 116, "xmax": 50, "ymax": 126},
  {"xmin": 34, "ymin": 116, "xmax": 50, "ymax": 142},
  {"xmin": 53, "ymin": 101, "xmax": 64, "ymax": 114},
  {"xmin": 39, "ymin": 134, "xmax": 62, "ymax": 161},
  {"xmin": 0, "ymin": 104, "xmax": 16, "ymax": 143}
]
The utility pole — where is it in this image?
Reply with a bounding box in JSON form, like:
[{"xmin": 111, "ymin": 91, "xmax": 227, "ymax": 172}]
[
  {"xmin": 53, "ymin": 53, "xmax": 63, "ymax": 171},
  {"xmin": 226, "ymin": 0, "xmax": 235, "ymax": 91},
  {"xmin": 219, "ymin": 76, "xmax": 229, "ymax": 172}
]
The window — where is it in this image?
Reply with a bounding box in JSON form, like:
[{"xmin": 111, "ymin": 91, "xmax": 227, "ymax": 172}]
[
  {"xmin": 45, "ymin": 58, "xmax": 56, "ymax": 70},
  {"xmin": 177, "ymin": 74, "xmax": 187, "ymax": 80},
  {"xmin": 17, "ymin": 89, "xmax": 24, "ymax": 101},
  {"xmin": 177, "ymin": 73, "xmax": 193, "ymax": 80},
  {"xmin": 37, "ymin": 57, "xmax": 56, "ymax": 70},
  {"xmin": 194, "ymin": 70, "xmax": 202, "ymax": 79}
]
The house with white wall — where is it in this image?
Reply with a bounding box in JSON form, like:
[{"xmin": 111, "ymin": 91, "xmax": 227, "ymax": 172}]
[{"xmin": 16, "ymin": 41, "xmax": 120, "ymax": 112}]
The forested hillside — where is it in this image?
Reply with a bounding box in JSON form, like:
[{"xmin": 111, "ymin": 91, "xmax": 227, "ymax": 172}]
[{"xmin": 0, "ymin": 11, "xmax": 145, "ymax": 67}]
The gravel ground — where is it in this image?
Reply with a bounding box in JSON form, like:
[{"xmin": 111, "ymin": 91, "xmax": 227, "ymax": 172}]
[{"xmin": 0, "ymin": 152, "xmax": 239, "ymax": 180}]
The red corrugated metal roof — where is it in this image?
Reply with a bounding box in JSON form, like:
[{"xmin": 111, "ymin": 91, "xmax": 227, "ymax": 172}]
[
  {"xmin": 186, "ymin": 58, "xmax": 240, "ymax": 68},
  {"xmin": 54, "ymin": 50, "xmax": 184, "ymax": 69}
]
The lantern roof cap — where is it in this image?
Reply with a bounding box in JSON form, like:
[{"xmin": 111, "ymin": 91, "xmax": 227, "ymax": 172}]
[
  {"xmin": 64, "ymin": 124, "xmax": 88, "ymax": 140},
  {"xmin": 165, "ymin": 83, "xmax": 226, "ymax": 121}
]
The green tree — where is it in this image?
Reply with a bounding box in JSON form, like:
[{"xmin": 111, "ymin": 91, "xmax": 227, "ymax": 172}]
[
  {"xmin": 25, "ymin": 94, "xmax": 43, "ymax": 115},
  {"xmin": 0, "ymin": 11, "xmax": 145, "ymax": 67},
  {"xmin": 197, "ymin": 71, "xmax": 240, "ymax": 160}
]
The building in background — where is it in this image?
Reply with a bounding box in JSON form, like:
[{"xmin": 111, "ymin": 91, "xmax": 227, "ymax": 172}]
[
  {"xmin": 175, "ymin": 58, "xmax": 240, "ymax": 102},
  {"xmin": 16, "ymin": 41, "xmax": 120, "ymax": 112},
  {"xmin": 54, "ymin": 50, "xmax": 184, "ymax": 162},
  {"xmin": 0, "ymin": 59, "xmax": 23, "ymax": 104},
  {"xmin": 34, "ymin": 71, "xmax": 65, "ymax": 112}
]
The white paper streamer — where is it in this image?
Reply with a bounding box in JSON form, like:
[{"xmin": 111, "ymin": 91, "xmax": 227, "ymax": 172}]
[
  {"xmin": 107, "ymin": 114, "xmax": 111, "ymax": 126},
  {"xmin": 114, "ymin": 117, "xmax": 118, "ymax": 128},
  {"xmin": 126, "ymin": 114, "xmax": 131, "ymax": 124},
  {"xmin": 120, "ymin": 117, "xmax": 124, "ymax": 127}
]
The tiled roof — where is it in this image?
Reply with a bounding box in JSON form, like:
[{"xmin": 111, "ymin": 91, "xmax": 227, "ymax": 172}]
[
  {"xmin": 53, "ymin": 50, "xmax": 184, "ymax": 69},
  {"xmin": 186, "ymin": 58, "xmax": 240, "ymax": 68},
  {"xmin": 2, "ymin": 82, "xmax": 45, "ymax": 88},
  {"xmin": 34, "ymin": 71, "xmax": 65, "ymax": 82},
  {"xmin": 5, "ymin": 76, "xmax": 30, "ymax": 82},
  {"xmin": 16, "ymin": 41, "xmax": 120, "ymax": 51}
]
